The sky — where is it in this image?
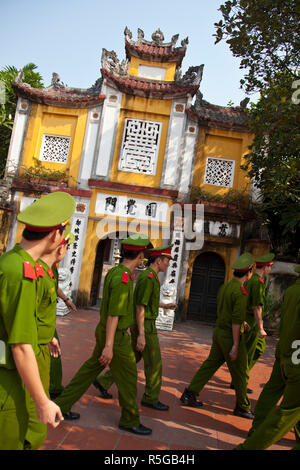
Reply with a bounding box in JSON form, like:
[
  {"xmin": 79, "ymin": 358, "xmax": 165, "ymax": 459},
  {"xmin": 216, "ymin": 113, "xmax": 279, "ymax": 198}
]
[{"xmin": 0, "ymin": 0, "xmax": 257, "ymax": 107}]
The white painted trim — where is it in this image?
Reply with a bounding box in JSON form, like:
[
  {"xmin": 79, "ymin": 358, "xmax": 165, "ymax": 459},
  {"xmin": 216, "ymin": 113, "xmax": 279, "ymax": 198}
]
[
  {"xmin": 178, "ymin": 123, "xmax": 199, "ymax": 195},
  {"xmin": 78, "ymin": 106, "xmax": 103, "ymax": 187},
  {"xmin": 162, "ymin": 100, "xmax": 186, "ymax": 187},
  {"xmin": 5, "ymin": 98, "xmax": 30, "ymax": 176},
  {"xmin": 95, "ymin": 83, "xmax": 122, "ymax": 178}
]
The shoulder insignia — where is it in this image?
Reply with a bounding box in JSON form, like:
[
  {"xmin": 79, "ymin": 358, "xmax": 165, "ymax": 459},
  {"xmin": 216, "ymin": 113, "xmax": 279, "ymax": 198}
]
[
  {"xmin": 35, "ymin": 263, "xmax": 44, "ymax": 278},
  {"xmin": 241, "ymin": 285, "xmax": 247, "ymax": 295},
  {"xmin": 122, "ymin": 272, "xmax": 129, "ymax": 283},
  {"xmin": 23, "ymin": 261, "xmax": 37, "ymax": 280},
  {"xmin": 130, "ymin": 274, "xmax": 133, "ymax": 281},
  {"xmin": 155, "ymin": 275, "xmax": 159, "ymax": 281},
  {"xmin": 258, "ymin": 278, "xmax": 265, "ymax": 284},
  {"xmin": 47, "ymin": 268, "xmax": 54, "ymax": 279},
  {"xmin": 148, "ymin": 272, "xmax": 153, "ymax": 279},
  {"xmin": 53, "ymin": 263, "xmax": 57, "ymax": 271}
]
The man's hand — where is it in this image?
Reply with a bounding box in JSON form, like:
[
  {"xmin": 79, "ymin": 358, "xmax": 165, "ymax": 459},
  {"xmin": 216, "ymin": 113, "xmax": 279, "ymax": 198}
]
[
  {"xmin": 244, "ymin": 321, "xmax": 251, "ymax": 332},
  {"xmin": 65, "ymin": 299, "xmax": 77, "ymax": 313},
  {"xmin": 258, "ymin": 328, "xmax": 267, "ymax": 338},
  {"xmin": 229, "ymin": 344, "xmax": 239, "ymax": 361},
  {"xmin": 48, "ymin": 337, "xmax": 61, "ymax": 358},
  {"xmin": 99, "ymin": 345, "xmax": 113, "ymax": 367},
  {"xmin": 136, "ymin": 334, "xmax": 146, "ymax": 352},
  {"xmin": 36, "ymin": 399, "xmax": 64, "ymax": 428}
]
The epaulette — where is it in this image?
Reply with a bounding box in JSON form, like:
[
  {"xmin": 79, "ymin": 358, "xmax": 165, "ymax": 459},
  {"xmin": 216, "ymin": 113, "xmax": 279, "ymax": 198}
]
[
  {"xmin": 241, "ymin": 285, "xmax": 248, "ymax": 295},
  {"xmin": 35, "ymin": 263, "xmax": 44, "ymax": 278},
  {"xmin": 47, "ymin": 268, "xmax": 54, "ymax": 279},
  {"xmin": 148, "ymin": 272, "xmax": 153, "ymax": 279},
  {"xmin": 23, "ymin": 261, "xmax": 37, "ymax": 280},
  {"xmin": 258, "ymin": 278, "xmax": 265, "ymax": 284}
]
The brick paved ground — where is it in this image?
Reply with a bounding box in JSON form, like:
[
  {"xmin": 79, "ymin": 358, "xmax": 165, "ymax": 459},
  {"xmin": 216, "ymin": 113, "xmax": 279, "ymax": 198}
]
[{"xmin": 40, "ymin": 309, "xmax": 295, "ymax": 451}]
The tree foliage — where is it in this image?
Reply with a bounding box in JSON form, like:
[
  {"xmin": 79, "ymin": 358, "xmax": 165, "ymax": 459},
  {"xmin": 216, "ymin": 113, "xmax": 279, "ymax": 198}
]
[
  {"xmin": 215, "ymin": 0, "xmax": 300, "ymax": 259},
  {"xmin": 0, "ymin": 63, "xmax": 43, "ymax": 177}
]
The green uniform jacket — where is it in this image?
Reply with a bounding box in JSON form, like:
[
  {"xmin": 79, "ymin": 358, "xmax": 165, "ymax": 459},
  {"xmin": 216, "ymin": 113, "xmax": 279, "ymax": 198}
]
[
  {"xmin": 0, "ymin": 244, "xmax": 39, "ymax": 369},
  {"xmin": 279, "ymin": 279, "xmax": 300, "ymax": 360},
  {"xmin": 216, "ymin": 278, "xmax": 248, "ymax": 333},
  {"xmin": 36, "ymin": 259, "xmax": 57, "ymax": 344},
  {"xmin": 134, "ymin": 267, "xmax": 160, "ymax": 320},
  {"xmin": 98, "ymin": 264, "xmax": 134, "ymax": 333},
  {"xmin": 244, "ymin": 272, "xmax": 266, "ymax": 328}
]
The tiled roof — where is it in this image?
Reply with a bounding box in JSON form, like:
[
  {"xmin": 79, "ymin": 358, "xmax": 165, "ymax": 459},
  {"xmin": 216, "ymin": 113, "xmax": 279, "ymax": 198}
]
[
  {"xmin": 187, "ymin": 101, "xmax": 249, "ymax": 131},
  {"xmin": 12, "ymin": 81, "xmax": 106, "ymax": 108},
  {"xmin": 101, "ymin": 68, "xmax": 199, "ymax": 99},
  {"xmin": 125, "ymin": 40, "xmax": 186, "ymax": 65}
]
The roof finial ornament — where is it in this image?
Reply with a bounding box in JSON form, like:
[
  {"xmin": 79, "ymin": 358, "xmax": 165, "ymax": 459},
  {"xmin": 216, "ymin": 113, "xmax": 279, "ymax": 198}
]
[
  {"xmin": 181, "ymin": 37, "xmax": 189, "ymax": 49},
  {"xmin": 152, "ymin": 28, "xmax": 164, "ymax": 45},
  {"xmin": 176, "ymin": 64, "xmax": 204, "ymax": 86},
  {"xmin": 171, "ymin": 34, "xmax": 179, "ymax": 50},
  {"xmin": 137, "ymin": 28, "xmax": 144, "ymax": 42},
  {"xmin": 101, "ymin": 48, "xmax": 129, "ymax": 76},
  {"xmin": 51, "ymin": 72, "xmax": 66, "ymax": 89},
  {"xmin": 124, "ymin": 26, "xmax": 133, "ymax": 43}
]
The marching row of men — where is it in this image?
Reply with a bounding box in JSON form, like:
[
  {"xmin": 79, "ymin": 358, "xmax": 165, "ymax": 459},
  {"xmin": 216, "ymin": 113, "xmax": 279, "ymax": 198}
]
[{"xmin": 0, "ymin": 191, "xmax": 299, "ymax": 450}]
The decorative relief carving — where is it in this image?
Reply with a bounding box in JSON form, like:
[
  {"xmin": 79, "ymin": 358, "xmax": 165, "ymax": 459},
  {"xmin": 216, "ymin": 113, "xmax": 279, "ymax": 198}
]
[
  {"xmin": 176, "ymin": 65, "xmax": 204, "ymax": 86},
  {"xmin": 119, "ymin": 118, "xmax": 161, "ymax": 175},
  {"xmin": 204, "ymin": 157, "xmax": 235, "ymax": 188},
  {"xmin": 39, "ymin": 134, "xmax": 70, "ymax": 164},
  {"xmin": 101, "ymin": 48, "xmax": 129, "ymax": 76}
]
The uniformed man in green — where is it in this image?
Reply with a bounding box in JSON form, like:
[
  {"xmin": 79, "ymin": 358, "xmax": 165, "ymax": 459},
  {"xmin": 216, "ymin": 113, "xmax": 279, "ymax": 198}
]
[
  {"xmin": 49, "ymin": 232, "xmax": 78, "ymax": 402},
  {"xmin": 236, "ymin": 265, "xmax": 300, "ymax": 450},
  {"xmin": 94, "ymin": 245, "xmax": 176, "ymax": 410},
  {"xmin": 180, "ymin": 253, "xmax": 255, "ymax": 419},
  {"xmin": 230, "ymin": 253, "xmax": 274, "ymax": 392},
  {"xmin": 55, "ymin": 235, "xmax": 153, "ymax": 435},
  {"xmin": 24, "ymin": 226, "xmax": 78, "ymax": 450},
  {"xmin": 0, "ymin": 191, "xmax": 75, "ymax": 450}
]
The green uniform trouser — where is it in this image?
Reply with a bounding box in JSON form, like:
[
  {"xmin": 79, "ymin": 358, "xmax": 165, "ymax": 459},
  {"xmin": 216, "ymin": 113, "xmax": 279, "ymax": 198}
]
[
  {"xmin": 96, "ymin": 319, "xmax": 163, "ymax": 404},
  {"xmin": 248, "ymin": 355, "xmax": 300, "ymax": 441},
  {"xmin": 244, "ymin": 315, "xmax": 266, "ymax": 372},
  {"xmin": 188, "ymin": 326, "xmax": 251, "ymax": 412},
  {"xmin": 24, "ymin": 344, "xmax": 50, "ymax": 450},
  {"xmin": 49, "ymin": 329, "xmax": 64, "ymax": 396},
  {"xmin": 0, "ymin": 368, "xmax": 28, "ymax": 450},
  {"xmin": 55, "ymin": 329, "xmax": 140, "ymax": 428},
  {"xmin": 236, "ymin": 358, "xmax": 300, "ymax": 450}
]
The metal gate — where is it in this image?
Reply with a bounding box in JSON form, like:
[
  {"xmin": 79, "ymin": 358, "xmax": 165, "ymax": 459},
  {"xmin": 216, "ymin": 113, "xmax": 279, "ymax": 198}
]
[{"xmin": 187, "ymin": 252, "xmax": 225, "ymax": 323}]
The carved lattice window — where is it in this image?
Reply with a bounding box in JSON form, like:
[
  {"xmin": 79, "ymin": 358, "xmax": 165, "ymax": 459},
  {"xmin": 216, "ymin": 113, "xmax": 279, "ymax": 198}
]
[
  {"xmin": 118, "ymin": 118, "xmax": 162, "ymax": 175},
  {"xmin": 39, "ymin": 134, "xmax": 71, "ymax": 164},
  {"xmin": 204, "ymin": 156, "xmax": 235, "ymax": 188}
]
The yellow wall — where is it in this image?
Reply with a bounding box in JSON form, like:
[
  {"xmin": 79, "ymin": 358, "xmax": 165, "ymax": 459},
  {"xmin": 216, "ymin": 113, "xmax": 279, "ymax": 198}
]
[
  {"xmin": 20, "ymin": 104, "xmax": 88, "ymax": 188},
  {"xmin": 129, "ymin": 57, "xmax": 176, "ymax": 81},
  {"xmin": 192, "ymin": 128, "xmax": 253, "ymax": 199},
  {"xmin": 110, "ymin": 95, "xmax": 172, "ymax": 187}
]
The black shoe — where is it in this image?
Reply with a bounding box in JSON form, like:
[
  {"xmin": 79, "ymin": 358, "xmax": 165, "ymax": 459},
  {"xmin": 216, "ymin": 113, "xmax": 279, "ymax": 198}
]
[
  {"xmin": 141, "ymin": 401, "xmax": 169, "ymax": 411},
  {"xmin": 233, "ymin": 408, "xmax": 254, "ymax": 420},
  {"xmin": 93, "ymin": 380, "xmax": 113, "ymax": 399},
  {"xmin": 63, "ymin": 411, "xmax": 80, "ymax": 420},
  {"xmin": 230, "ymin": 383, "xmax": 253, "ymax": 394},
  {"xmin": 119, "ymin": 424, "xmax": 152, "ymax": 435},
  {"xmin": 180, "ymin": 388, "xmax": 203, "ymax": 408}
]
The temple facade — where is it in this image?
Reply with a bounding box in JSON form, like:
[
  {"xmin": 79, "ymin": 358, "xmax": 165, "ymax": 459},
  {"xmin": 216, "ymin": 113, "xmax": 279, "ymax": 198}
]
[{"xmin": 4, "ymin": 27, "xmax": 269, "ymax": 325}]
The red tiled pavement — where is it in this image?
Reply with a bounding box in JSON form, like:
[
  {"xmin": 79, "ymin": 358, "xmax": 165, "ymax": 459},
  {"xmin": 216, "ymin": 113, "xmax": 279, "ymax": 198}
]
[{"xmin": 40, "ymin": 309, "xmax": 296, "ymax": 451}]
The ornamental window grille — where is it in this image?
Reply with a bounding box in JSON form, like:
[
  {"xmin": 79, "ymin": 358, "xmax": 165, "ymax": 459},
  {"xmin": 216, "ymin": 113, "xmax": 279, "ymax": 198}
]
[
  {"xmin": 118, "ymin": 118, "xmax": 162, "ymax": 175},
  {"xmin": 204, "ymin": 156, "xmax": 235, "ymax": 188},
  {"xmin": 39, "ymin": 134, "xmax": 71, "ymax": 164}
]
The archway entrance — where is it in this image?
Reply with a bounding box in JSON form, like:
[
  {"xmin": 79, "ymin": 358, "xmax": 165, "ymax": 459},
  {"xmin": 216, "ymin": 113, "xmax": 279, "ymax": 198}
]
[{"xmin": 187, "ymin": 251, "xmax": 225, "ymax": 323}]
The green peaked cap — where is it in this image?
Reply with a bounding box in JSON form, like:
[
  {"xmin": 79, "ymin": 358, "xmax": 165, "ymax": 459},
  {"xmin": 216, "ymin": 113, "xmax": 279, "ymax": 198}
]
[
  {"xmin": 148, "ymin": 245, "xmax": 173, "ymax": 257},
  {"xmin": 17, "ymin": 191, "xmax": 75, "ymax": 231},
  {"xmin": 121, "ymin": 234, "xmax": 150, "ymax": 251},
  {"xmin": 255, "ymin": 253, "xmax": 275, "ymax": 265},
  {"xmin": 231, "ymin": 252, "xmax": 254, "ymax": 271}
]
